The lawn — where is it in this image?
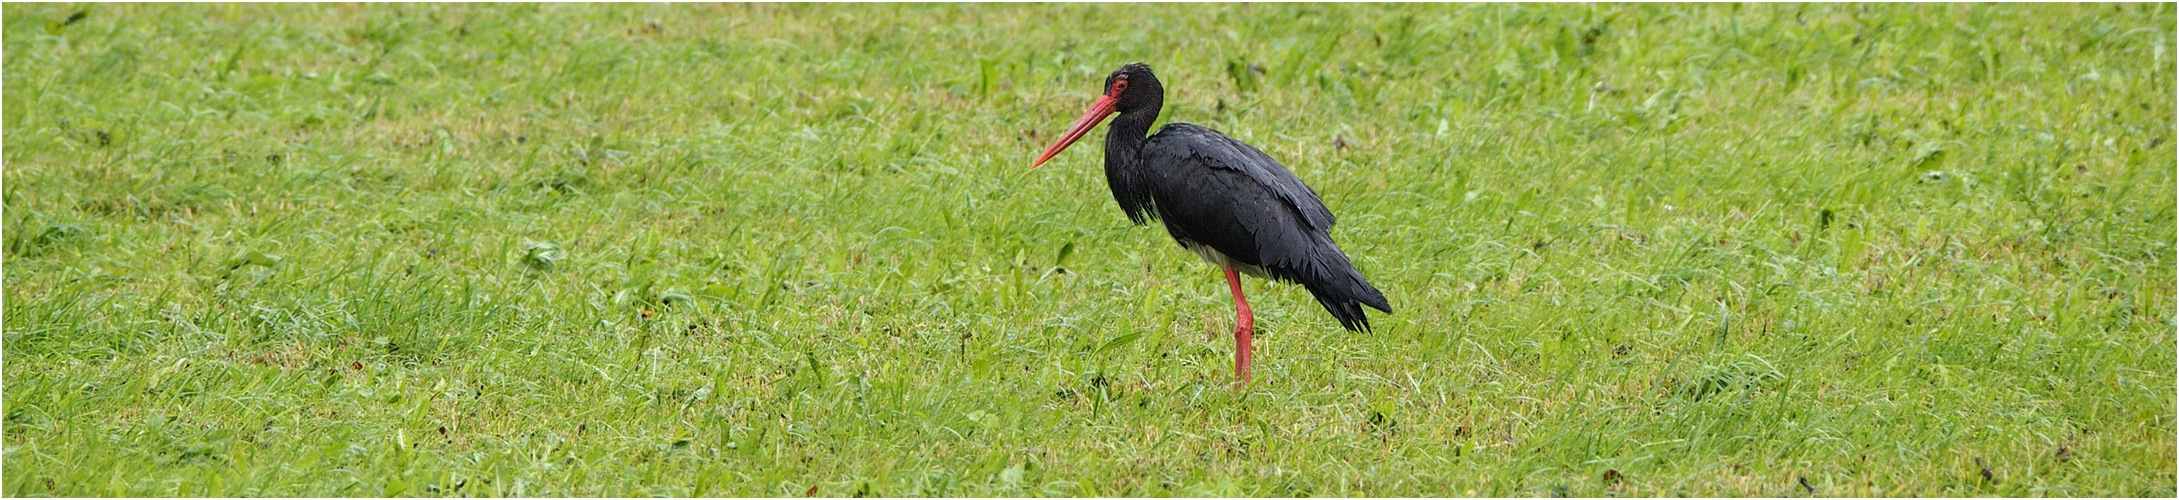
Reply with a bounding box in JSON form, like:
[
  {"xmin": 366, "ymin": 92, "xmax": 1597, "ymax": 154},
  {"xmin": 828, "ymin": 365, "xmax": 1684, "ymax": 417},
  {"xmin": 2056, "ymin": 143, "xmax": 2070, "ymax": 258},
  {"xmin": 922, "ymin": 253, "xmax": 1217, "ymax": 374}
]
[{"xmin": 3, "ymin": 3, "xmax": 2173, "ymax": 496}]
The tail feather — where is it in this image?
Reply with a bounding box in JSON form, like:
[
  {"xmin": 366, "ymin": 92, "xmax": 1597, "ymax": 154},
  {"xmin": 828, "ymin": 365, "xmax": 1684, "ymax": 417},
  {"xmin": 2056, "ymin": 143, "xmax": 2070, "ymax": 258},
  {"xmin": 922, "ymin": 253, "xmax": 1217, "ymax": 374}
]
[{"xmin": 1275, "ymin": 237, "xmax": 1391, "ymax": 332}]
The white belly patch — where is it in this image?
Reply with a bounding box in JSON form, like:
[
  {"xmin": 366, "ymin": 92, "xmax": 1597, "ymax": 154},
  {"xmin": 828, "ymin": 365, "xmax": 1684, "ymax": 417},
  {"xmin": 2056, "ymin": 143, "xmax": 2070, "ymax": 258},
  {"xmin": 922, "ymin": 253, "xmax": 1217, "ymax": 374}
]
[{"xmin": 1180, "ymin": 240, "xmax": 1268, "ymax": 278}]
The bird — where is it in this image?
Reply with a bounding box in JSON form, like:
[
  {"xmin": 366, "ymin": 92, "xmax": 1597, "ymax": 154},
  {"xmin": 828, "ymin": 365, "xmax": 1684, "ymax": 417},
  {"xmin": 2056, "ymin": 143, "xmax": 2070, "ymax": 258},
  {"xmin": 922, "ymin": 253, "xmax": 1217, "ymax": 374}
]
[{"xmin": 1031, "ymin": 63, "xmax": 1391, "ymax": 385}]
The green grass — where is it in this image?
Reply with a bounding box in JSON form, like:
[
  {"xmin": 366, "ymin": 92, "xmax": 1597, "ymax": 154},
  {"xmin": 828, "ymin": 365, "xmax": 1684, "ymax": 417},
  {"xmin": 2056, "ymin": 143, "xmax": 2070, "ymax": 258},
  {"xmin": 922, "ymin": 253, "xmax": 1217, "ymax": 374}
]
[{"xmin": 4, "ymin": 2, "xmax": 2174, "ymax": 496}]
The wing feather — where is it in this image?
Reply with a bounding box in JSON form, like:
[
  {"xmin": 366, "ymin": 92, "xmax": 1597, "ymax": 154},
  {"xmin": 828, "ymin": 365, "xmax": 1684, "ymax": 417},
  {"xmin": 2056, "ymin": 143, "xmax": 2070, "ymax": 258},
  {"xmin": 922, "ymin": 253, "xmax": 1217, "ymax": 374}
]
[
  {"xmin": 1132, "ymin": 123, "xmax": 1391, "ymax": 331},
  {"xmin": 1143, "ymin": 123, "xmax": 1336, "ymax": 231}
]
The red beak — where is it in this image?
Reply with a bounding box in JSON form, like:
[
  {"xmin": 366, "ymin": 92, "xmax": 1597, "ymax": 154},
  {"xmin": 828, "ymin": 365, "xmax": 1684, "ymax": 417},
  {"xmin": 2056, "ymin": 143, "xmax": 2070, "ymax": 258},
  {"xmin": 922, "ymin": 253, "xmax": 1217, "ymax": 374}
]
[{"xmin": 1031, "ymin": 95, "xmax": 1119, "ymax": 168}]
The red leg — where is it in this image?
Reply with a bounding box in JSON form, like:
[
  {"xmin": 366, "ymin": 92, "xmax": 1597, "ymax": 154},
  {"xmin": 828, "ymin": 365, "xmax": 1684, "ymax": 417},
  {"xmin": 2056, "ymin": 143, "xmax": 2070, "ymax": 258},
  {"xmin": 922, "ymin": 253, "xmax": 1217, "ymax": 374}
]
[{"xmin": 1224, "ymin": 266, "xmax": 1254, "ymax": 385}]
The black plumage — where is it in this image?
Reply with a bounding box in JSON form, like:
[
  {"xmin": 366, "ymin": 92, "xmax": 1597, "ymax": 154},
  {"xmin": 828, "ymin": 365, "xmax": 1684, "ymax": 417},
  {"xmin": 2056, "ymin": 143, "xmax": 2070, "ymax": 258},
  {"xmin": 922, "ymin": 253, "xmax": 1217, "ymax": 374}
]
[
  {"xmin": 1038, "ymin": 63, "xmax": 1391, "ymax": 333},
  {"xmin": 1133, "ymin": 124, "xmax": 1392, "ymax": 331}
]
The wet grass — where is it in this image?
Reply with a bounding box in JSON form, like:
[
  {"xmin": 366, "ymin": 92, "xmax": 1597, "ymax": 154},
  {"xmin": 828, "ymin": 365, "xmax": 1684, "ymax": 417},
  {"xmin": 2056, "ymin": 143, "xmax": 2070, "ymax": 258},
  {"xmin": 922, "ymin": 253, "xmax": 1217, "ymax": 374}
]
[{"xmin": 3, "ymin": 2, "xmax": 2174, "ymax": 496}]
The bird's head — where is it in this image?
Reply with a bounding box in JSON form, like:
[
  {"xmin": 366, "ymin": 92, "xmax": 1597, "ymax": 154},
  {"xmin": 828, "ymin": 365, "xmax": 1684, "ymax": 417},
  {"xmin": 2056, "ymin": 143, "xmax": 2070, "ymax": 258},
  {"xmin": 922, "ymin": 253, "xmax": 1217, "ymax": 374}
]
[
  {"xmin": 1032, "ymin": 63, "xmax": 1163, "ymax": 168},
  {"xmin": 1102, "ymin": 63, "xmax": 1164, "ymax": 114}
]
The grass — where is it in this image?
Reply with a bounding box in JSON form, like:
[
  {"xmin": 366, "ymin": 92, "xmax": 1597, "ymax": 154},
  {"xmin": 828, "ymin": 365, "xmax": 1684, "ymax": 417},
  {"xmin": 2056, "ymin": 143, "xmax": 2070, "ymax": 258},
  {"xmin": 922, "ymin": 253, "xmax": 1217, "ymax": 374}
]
[{"xmin": 3, "ymin": 2, "xmax": 2174, "ymax": 496}]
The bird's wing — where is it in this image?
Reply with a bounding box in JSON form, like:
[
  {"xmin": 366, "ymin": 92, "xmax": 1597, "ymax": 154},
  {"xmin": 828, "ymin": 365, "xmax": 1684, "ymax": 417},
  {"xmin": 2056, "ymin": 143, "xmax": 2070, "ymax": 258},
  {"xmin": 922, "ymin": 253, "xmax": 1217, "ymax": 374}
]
[
  {"xmin": 1137, "ymin": 124, "xmax": 1391, "ymax": 330},
  {"xmin": 1143, "ymin": 123, "xmax": 1336, "ymax": 231}
]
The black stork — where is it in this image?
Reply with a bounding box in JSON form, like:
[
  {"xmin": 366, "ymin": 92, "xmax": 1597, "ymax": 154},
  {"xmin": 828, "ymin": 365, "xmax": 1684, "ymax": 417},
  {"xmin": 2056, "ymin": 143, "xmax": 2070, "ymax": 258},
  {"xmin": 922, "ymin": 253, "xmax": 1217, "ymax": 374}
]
[{"xmin": 1031, "ymin": 63, "xmax": 1392, "ymax": 385}]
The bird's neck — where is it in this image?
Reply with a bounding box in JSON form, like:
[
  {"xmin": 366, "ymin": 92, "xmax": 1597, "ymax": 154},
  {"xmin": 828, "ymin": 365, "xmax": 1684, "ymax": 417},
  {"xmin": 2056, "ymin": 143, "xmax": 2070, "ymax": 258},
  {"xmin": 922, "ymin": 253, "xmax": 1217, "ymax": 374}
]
[{"xmin": 1102, "ymin": 106, "xmax": 1160, "ymax": 169}]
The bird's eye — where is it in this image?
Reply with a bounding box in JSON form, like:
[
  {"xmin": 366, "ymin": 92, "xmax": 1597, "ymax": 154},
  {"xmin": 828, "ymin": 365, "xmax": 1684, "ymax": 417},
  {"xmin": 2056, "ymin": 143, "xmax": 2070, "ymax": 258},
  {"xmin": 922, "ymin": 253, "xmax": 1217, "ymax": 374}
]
[{"xmin": 1109, "ymin": 80, "xmax": 1129, "ymax": 96}]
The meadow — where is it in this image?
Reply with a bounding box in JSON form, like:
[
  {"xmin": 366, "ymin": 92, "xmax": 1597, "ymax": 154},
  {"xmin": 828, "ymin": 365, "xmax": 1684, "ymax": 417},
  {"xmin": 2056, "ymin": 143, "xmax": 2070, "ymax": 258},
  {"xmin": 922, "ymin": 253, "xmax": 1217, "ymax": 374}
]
[{"xmin": 3, "ymin": 3, "xmax": 2174, "ymax": 496}]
